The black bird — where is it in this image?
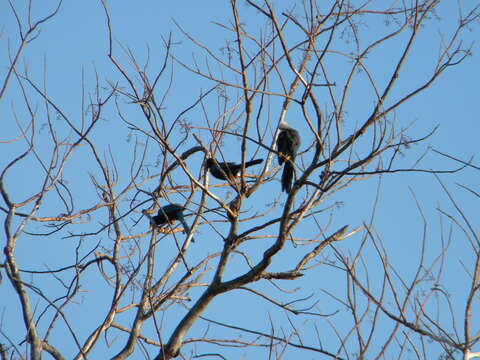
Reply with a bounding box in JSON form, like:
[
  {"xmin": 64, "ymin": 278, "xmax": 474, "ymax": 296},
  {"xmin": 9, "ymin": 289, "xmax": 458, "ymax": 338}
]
[
  {"xmin": 276, "ymin": 120, "xmax": 301, "ymax": 193},
  {"xmin": 142, "ymin": 204, "xmax": 195, "ymax": 242},
  {"xmin": 206, "ymin": 158, "xmax": 263, "ymax": 181}
]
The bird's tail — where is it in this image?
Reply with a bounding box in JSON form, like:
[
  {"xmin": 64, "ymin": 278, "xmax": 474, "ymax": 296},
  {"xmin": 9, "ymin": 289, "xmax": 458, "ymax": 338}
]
[
  {"xmin": 281, "ymin": 160, "xmax": 295, "ymax": 193},
  {"xmin": 245, "ymin": 158, "xmax": 263, "ymax": 168},
  {"xmin": 179, "ymin": 218, "xmax": 195, "ymax": 243}
]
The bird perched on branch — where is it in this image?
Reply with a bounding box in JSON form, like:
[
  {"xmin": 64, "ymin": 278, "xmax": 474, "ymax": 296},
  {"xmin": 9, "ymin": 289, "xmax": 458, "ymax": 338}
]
[
  {"xmin": 206, "ymin": 158, "xmax": 263, "ymax": 181},
  {"xmin": 276, "ymin": 120, "xmax": 300, "ymax": 193},
  {"xmin": 142, "ymin": 204, "xmax": 195, "ymax": 242}
]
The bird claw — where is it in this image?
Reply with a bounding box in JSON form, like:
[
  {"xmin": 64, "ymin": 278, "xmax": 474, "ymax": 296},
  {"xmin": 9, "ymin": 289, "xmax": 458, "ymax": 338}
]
[{"xmin": 157, "ymin": 225, "xmax": 183, "ymax": 234}]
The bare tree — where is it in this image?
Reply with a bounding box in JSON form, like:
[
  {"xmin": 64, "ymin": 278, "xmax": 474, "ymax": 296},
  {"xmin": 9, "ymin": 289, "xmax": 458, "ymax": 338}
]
[{"xmin": 1, "ymin": 0, "xmax": 479, "ymax": 359}]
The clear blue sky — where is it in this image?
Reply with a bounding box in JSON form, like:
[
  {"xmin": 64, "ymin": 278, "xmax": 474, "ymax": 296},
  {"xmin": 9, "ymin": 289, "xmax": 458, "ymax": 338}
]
[{"xmin": 1, "ymin": 1, "xmax": 479, "ymax": 359}]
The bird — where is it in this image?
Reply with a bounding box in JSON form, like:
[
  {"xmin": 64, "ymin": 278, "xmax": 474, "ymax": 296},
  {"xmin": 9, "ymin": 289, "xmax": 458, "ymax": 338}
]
[
  {"xmin": 276, "ymin": 120, "xmax": 301, "ymax": 193},
  {"xmin": 142, "ymin": 204, "xmax": 195, "ymax": 242},
  {"xmin": 206, "ymin": 158, "xmax": 263, "ymax": 181}
]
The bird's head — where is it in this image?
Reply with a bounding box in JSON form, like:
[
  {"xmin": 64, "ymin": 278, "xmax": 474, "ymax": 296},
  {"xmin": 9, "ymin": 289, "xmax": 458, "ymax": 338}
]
[
  {"xmin": 205, "ymin": 158, "xmax": 215, "ymax": 169},
  {"xmin": 141, "ymin": 209, "xmax": 154, "ymax": 223},
  {"xmin": 278, "ymin": 120, "xmax": 292, "ymax": 130}
]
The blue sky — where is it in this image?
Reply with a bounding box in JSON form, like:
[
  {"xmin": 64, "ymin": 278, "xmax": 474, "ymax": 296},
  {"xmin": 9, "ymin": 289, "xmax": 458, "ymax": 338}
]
[{"xmin": 1, "ymin": 1, "xmax": 480, "ymax": 359}]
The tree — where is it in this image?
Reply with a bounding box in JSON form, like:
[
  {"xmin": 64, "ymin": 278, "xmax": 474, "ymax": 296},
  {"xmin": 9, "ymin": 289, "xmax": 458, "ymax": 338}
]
[{"xmin": 1, "ymin": 0, "xmax": 479, "ymax": 359}]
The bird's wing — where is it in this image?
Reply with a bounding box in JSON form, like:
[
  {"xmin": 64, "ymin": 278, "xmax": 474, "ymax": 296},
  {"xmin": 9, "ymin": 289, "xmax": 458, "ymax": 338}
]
[
  {"xmin": 291, "ymin": 129, "xmax": 301, "ymax": 155},
  {"xmin": 163, "ymin": 204, "xmax": 183, "ymax": 213},
  {"xmin": 221, "ymin": 162, "xmax": 239, "ymax": 172},
  {"xmin": 214, "ymin": 162, "xmax": 239, "ymax": 178},
  {"xmin": 276, "ymin": 131, "xmax": 288, "ymax": 164}
]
